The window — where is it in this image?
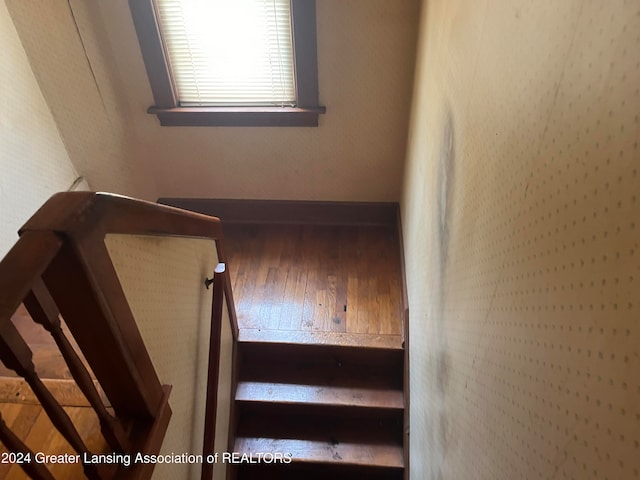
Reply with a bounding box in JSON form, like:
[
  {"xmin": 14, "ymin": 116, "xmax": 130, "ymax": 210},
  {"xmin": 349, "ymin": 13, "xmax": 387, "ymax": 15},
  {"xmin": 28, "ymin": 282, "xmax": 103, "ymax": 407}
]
[{"xmin": 129, "ymin": 0, "xmax": 325, "ymax": 126}]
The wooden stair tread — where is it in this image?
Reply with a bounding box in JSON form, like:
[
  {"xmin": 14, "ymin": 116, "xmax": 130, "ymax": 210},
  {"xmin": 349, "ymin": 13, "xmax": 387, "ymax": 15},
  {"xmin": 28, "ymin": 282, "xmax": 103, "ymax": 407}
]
[
  {"xmin": 234, "ymin": 437, "xmax": 403, "ymax": 469},
  {"xmin": 236, "ymin": 381, "xmax": 403, "ymax": 410},
  {"xmin": 238, "ymin": 329, "xmax": 403, "ymax": 350}
]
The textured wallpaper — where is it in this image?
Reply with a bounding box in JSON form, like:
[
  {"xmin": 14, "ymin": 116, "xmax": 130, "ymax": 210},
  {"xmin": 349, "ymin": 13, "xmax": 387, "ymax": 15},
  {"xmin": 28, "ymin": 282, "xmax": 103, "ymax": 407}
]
[
  {"xmin": 0, "ymin": 0, "xmax": 80, "ymax": 258},
  {"xmin": 5, "ymin": 0, "xmax": 147, "ymax": 200},
  {"xmin": 7, "ymin": 0, "xmax": 419, "ymax": 202},
  {"xmin": 106, "ymin": 234, "xmax": 232, "ymax": 480},
  {"xmin": 402, "ymin": 0, "xmax": 639, "ymax": 479}
]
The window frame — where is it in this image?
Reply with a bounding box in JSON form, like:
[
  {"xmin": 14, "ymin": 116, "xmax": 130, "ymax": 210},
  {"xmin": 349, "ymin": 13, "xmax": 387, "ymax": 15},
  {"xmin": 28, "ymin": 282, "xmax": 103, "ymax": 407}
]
[{"xmin": 129, "ymin": 0, "xmax": 325, "ymax": 126}]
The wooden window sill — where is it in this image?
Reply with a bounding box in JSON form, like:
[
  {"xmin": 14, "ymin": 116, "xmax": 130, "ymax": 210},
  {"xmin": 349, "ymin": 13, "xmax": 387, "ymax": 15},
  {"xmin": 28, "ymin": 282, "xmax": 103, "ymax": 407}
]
[{"xmin": 147, "ymin": 106, "xmax": 326, "ymax": 127}]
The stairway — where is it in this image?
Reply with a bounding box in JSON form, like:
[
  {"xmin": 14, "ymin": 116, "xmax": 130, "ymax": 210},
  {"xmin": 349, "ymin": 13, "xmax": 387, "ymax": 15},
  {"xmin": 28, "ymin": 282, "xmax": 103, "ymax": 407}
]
[{"xmin": 232, "ymin": 334, "xmax": 405, "ymax": 479}]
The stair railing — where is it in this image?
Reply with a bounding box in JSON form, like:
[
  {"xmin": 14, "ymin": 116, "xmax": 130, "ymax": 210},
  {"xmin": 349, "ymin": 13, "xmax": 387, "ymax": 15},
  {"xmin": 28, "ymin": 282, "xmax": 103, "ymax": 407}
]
[
  {"xmin": 201, "ymin": 263, "xmax": 226, "ymax": 480},
  {"xmin": 0, "ymin": 192, "xmax": 238, "ymax": 479}
]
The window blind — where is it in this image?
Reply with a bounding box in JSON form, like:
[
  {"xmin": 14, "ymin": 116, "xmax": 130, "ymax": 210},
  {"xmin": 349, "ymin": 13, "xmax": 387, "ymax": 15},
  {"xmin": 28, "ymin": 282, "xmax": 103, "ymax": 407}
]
[{"xmin": 154, "ymin": 0, "xmax": 296, "ymax": 107}]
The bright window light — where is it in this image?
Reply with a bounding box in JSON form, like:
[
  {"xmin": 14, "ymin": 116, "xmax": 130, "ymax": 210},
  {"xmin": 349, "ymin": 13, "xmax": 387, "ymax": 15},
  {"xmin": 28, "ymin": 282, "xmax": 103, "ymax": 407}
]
[{"xmin": 154, "ymin": 0, "xmax": 296, "ymax": 106}]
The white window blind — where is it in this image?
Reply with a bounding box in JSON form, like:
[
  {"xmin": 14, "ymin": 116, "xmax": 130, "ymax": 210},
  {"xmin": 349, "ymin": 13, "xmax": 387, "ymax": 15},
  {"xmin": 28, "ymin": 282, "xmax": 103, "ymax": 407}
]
[{"xmin": 154, "ymin": 0, "xmax": 296, "ymax": 107}]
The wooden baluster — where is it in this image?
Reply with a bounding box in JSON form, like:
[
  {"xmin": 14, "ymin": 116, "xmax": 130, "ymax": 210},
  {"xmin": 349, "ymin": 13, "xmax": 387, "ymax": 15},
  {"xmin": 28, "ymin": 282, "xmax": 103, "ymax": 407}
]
[
  {"xmin": 202, "ymin": 263, "xmax": 226, "ymax": 480},
  {"xmin": 24, "ymin": 280, "xmax": 131, "ymax": 453},
  {"xmin": 0, "ymin": 321, "xmax": 101, "ymax": 480},
  {"xmin": 0, "ymin": 412, "xmax": 56, "ymax": 480}
]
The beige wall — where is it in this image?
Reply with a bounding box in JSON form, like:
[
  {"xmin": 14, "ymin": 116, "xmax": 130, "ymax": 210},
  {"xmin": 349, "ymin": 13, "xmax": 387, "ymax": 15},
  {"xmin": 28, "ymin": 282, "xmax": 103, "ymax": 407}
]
[
  {"xmin": 7, "ymin": 0, "xmax": 418, "ymax": 202},
  {"xmin": 106, "ymin": 234, "xmax": 231, "ymax": 480},
  {"xmin": 0, "ymin": 0, "xmax": 86, "ymax": 258},
  {"xmin": 401, "ymin": 1, "xmax": 639, "ymax": 479},
  {"xmin": 5, "ymin": 0, "xmax": 147, "ymax": 200}
]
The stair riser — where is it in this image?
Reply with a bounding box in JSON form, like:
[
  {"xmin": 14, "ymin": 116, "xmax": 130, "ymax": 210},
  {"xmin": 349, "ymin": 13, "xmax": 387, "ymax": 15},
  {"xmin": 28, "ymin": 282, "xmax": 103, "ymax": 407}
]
[
  {"xmin": 236, "ymin": 401, "xmax": 403, "ymax": 429},
  {"xmin": 239, "ymin": 343, "xmax": 403, "ymax": 390},
  {"xmin": 235, "ymin": 412, "xmax": 404, "ymax": 447},
  {"xmin": 240, "ymin": 361, "xmax": 402, "ymax": 389},
  {"xmin": 239, "ymin": 342, "xmax": 403, "ymax": 369}
]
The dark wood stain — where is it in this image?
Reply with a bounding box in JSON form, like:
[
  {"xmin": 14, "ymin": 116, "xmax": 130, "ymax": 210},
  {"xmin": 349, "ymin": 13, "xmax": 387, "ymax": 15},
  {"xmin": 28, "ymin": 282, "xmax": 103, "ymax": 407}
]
[{"xmin": 225, "ymin": 224, "xmax": 404, "ymax": 341}]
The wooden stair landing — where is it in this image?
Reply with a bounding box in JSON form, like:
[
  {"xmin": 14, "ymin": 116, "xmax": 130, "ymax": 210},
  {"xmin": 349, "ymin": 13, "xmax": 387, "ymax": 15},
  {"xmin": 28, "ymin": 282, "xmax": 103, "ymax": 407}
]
[{"xmin": 225, "ymin": 224, "xmax": 404, "ymax": 338}]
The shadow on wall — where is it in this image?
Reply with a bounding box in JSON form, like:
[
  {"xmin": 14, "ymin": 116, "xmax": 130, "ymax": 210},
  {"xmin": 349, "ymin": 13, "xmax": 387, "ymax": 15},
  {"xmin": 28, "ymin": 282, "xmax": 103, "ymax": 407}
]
[
  {"xmin": 435, "ymin": 103, "xmax": 455, "ymax": 479},
  {"xmin": 437, "ymin": 104, "xmax": 455, "ymax": 278}
]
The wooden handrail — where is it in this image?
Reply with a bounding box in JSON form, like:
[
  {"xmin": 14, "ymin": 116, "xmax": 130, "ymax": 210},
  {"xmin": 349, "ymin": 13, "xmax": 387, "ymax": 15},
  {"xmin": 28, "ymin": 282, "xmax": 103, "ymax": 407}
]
[
  {"xmin": 201, "ymin": 263, "xmax": 226, "ymax": 480},
  {"xmin": 0, "ymin": 192, "xmax": 238, "ymax": 479},
  {"xmin": 21, "ymin": 192, "xmax": 239, "ymax": 339}
]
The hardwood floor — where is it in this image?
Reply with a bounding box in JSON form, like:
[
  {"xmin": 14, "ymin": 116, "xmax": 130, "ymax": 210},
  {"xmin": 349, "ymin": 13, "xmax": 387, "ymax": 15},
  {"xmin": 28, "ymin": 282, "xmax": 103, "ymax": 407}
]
[
  {"xmin": 0, "ymin": 224, "xmax": 405, "ymax": 382},
  {"xmin": 0, "ymin": 222, "xmax": 406, "ymax": 478},
  {"xmin": 225, "ymin": 224, "xmax": 404, "ymax": 345},
  {"xmin": 0, "ymin": 403, "xmax": 108, "ymax": 479},
  {"xmin": 0, "ymin": 306, "xmax": 85, "ymax": 380},
  {"xmin": 226, "ymin": 224, "xmax": 406, "ymax": 479}
]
